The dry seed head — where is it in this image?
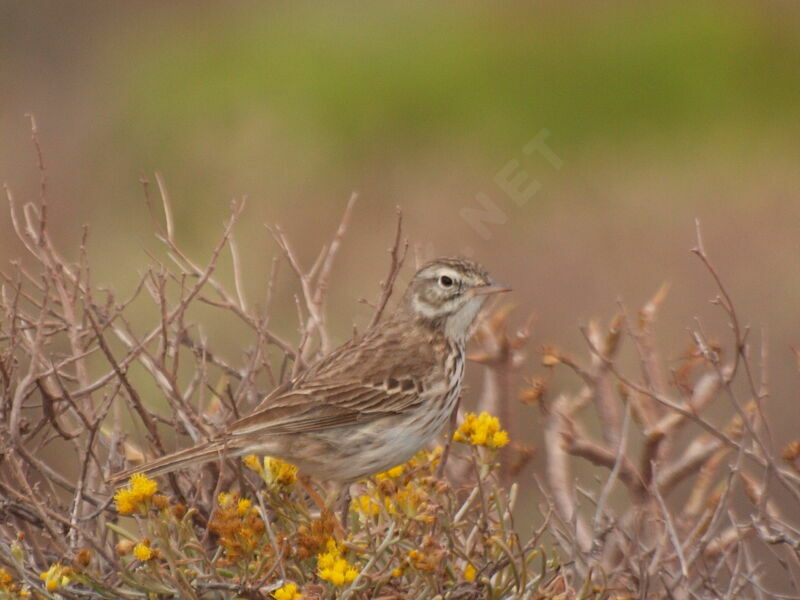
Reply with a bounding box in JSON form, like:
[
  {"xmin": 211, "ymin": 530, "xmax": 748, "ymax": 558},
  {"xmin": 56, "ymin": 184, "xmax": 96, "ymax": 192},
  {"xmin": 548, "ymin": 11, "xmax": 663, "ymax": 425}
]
[
  {"xmin": 782, "ymin": 440, "xmax": 800, "ymax": 462},
  {"xmin": 604, "ymin": 312, "xmax": 625, "ymax": 355},
  {"xmin": 152, "ymin": 494, "xmax": 169, "ymax": 510},
  {"xmin": 74, "ymin": 549, "xmax": 92, "ymax": 570},
  {"xmin": 519, "ymin": 376, "xmax": 547, "ymax": 405},
  {"xmin": 115, "ymin": 540, "xmax": 134, "ymax": 556},
  {"xmin": 638, "ymin": 281, "xmax": 671, "ymax": 329},
  {"xmin": 171, "ymin": 502, "xmax": 187, "ymax": 519},
  {"xmin": 540, "ymin": 345, "xmax": 563, "ymax": 367}
]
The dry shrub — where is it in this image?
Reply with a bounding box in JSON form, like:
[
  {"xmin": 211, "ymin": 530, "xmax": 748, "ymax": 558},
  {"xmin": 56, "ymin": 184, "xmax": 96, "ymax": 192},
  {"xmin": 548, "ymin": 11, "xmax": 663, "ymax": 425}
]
[{"xmin": 1, "ymin": 128, "xmax": 799, "ymax": 599}]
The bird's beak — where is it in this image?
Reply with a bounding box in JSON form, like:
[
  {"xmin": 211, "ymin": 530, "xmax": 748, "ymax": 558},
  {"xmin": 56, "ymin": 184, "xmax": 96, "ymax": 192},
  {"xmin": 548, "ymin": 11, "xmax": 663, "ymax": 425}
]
[{"xmin": 471, "ymin": 283, "xmax": 512, "ymax": 297}]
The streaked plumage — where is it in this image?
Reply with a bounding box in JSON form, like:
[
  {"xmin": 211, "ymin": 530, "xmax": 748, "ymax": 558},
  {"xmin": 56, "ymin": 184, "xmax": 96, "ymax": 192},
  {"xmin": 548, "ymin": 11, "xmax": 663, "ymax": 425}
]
[{"xmin": 108, "ymin": 257, "xmax": 508, "ymax": 486}]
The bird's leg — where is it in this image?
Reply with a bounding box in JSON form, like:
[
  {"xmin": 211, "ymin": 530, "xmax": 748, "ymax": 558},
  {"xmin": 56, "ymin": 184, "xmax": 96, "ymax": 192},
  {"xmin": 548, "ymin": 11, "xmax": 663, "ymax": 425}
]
[
  {"xmin": 339, "ymin": 484, "xmax": 352, "ymax": 531},
  {"xmin": 298, "ymin": 475, "xmax": 327, "ymax": 511}
]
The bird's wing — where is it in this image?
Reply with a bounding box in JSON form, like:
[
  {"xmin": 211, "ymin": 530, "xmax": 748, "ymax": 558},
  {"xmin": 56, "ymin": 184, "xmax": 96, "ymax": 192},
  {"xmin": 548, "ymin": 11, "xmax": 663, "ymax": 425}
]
[
  {"xmin": 227, "ymin": 379, "xmax": 424, "ymax": 437},
  {"xmin": 229, "ymin": 322, "xmax": 444, "ymax": 437}
]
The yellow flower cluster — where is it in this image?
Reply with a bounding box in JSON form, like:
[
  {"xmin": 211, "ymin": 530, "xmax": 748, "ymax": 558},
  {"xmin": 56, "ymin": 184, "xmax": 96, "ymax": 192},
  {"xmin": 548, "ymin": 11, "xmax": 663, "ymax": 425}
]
[
  {"xmin": 372, "ymin": 447, "xmax": 444, "ymax": 488},
  {"xmin": 352, "ymin": 447, "xmax": 442, "ymax": 523},
  {"xmin": 405, "ymin": 446, "xmax": 443, "ymax": 473},
  {"xmin": 272, "ymin": 582, "xmax": 302, "ymax": 600},
  {"xmin": 405, "ymin": 536, "xmax": 446, "ymax": 573},
  {"xmin": 294, "ymin": 512, "xmax": 337, "ymax": 561},
  {"xmin": 453, "ymin": 412, "xmax": 510, "ymax": 448},
  {"xmin": 209, "ymin": 491, "xmax": 266, "ymax": 562},
  {"xmin": 408, "ymin": 549, "xmax": 437, "ymax": 572},
  {"xmin": 352, "ymin": 483, "xmax": 428, "ymax": 521},
  {"xmin": 375, "ymin": 464, "xmax": 405, "ymax": 480},
  {"xmin": 114, "ymin": 473, "xmax": 159, "ymax": 515},
  {"xmin": 395, "ymin": 484, "xmax": 429, "ymax": 517},
  {"xmin": 265, "ymin": 457, "xmax": 298, "ymax": 488},
  {"xmin": 0, "ymin": 567, "xmax": 30, "ymax": 597},
  {"xmin": 218, "ymin": 492, "xmax": 253, "ymax": 517},
  {"xmin": 243, "ymin": 454, "xmax": 262, "ymax": 472},
  {"xmin": 317, "ymin": 539, "xmax": 359, "ymax": 586},
  {"xmin": 243, "ymin": 455, "xmax": 298, "ymax": 490},
  {"xmin": 40, "ymin": 563, "xmax": 71, "ymax": 592},
  {"xmin": 133, "ymin": 540, "xmax": 154, "ymax": 562},
  {"xmin": 352, "ymin": 494, "xmax": 384, "ymax": 517}
]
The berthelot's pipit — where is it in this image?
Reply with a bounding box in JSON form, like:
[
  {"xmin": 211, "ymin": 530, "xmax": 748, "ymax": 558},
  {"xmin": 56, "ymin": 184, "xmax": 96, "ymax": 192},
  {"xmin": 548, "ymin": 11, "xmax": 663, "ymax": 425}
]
[{"xmin": 108, "ymin": 257, "xmax": 509, "ymax": 486}]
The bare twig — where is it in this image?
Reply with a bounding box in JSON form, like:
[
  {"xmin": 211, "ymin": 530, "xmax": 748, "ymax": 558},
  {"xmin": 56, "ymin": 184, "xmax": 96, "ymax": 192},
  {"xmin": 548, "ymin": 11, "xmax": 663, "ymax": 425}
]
[{"xmin": 369, "ymin": 207, "xmax": 408, "ymax": 328}]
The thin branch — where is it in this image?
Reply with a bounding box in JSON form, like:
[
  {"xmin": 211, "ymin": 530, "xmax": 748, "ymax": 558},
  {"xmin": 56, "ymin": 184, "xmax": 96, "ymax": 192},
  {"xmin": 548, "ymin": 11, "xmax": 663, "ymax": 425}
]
[{"xmin": 369, "ymin": 206, "xmax": 407, "ymax": 328}]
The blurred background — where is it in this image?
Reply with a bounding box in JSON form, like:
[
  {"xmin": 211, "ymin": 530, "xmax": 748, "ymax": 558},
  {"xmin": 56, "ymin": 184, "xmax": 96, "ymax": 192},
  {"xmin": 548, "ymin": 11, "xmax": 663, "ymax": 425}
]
[{"xmin": 2, "ymin": 0, "xmax": 799, "ymax": 500}]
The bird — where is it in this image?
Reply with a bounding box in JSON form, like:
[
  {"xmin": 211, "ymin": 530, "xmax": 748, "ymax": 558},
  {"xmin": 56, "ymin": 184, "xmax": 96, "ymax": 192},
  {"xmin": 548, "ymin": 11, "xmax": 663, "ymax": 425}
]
[{"xmin": 107, "ymin": 257, "xmax": 510, "ymax": 487}]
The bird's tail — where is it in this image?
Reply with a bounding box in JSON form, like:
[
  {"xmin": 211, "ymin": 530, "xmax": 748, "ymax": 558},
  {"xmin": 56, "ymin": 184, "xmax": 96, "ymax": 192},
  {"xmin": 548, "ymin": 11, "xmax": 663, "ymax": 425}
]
[{"xmin": 106, "ymin": 440, "xmax": 235, "ymax": 488}]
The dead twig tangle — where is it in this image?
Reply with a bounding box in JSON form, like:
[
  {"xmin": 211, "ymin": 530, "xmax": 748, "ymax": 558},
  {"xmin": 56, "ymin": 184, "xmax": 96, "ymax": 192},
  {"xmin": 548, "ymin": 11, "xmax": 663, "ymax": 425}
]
[{"xmin": 1, "ymin": 127, "xmax": 798, "ymax": 599}]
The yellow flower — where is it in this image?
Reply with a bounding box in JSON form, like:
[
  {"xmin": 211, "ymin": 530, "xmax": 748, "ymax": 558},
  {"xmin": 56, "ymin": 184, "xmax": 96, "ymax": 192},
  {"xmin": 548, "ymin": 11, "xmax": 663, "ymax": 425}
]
[
  {"xmin": 453, "ymin": 412, "xmax": 510, "ymax": 448},
  {"xmin": 317, "ymin": 539, "xmax": 360, "ymax": 586},
  {"xmin": 237, "ymin": 498, "xmax": 252, "ymax": 516},
  {"xmin": 114, "ymin": 473, "xmax": 158, "ymax": 514},
  {"xmin": 408, "ymin": 546, "xmax": 440, "ymax": 572},
  {"xmin": 492, "ymin": 430, "xmax": 510, "ymax": 448},
  {"xmin": 243, "ymin": 454, "xmax": 263, "ymax": 473},
  {"xmin": 317, "ymin": 539, "xmax": 339, "ymax": 570},
  {"xmin": 133, "ymin": 541, "xmax": 154, "ymax": 562},
  {"xmin": 273, "ymin": 582, "xmax": 302, "ymax": 600},
  {"xmin": 394, "ymin": 484, "xmax": 425, "ymax": 517},
  {"xmin": 129, "ymin": 473, "xmax": 158, "ymax": 498},
  {"xmin": 376, "ymin": 464, "xmax": 404, "ymax": 479},
  {"xmin": 352, "ymin": 494, "xmax": 381, "ymax": 517},
  {"xmin": 464, "ymin": 563, "xmax": 477, "ymax": 582},
  {"xmin": 0, "ymin": 568, "xmax": 12, "ymax": 587},
  {"xmin": 425, "ymin": 445, "xmax": 444, "ymax": 466},
  {"xmin": 40, "ymin": 563, "xmax": 70, "ymax": 592},
  {"xmin": 265, "ymin": 457, "xmax": 298, "ymax": 489},
  {"xmin": 113, "ymin": 489, "xmax": 137, "ymax": 515},
  {"xmin": 209, "ymin": 491, "xmax": 266, "ymax": 561}
]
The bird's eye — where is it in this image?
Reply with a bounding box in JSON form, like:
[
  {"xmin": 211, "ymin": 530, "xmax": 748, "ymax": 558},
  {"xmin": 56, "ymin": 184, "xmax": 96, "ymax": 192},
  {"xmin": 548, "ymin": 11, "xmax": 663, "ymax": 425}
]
[{"xmin": 439, "ymin": 275, "xmax": 454, "ymax": 288}]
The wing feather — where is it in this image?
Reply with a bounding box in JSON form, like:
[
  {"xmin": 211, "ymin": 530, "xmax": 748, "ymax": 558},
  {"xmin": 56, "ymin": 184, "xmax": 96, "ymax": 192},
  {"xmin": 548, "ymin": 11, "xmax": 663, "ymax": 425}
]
[{"xmin": 229, "ymin": 320, "xmax": 445, "ymax": 437}]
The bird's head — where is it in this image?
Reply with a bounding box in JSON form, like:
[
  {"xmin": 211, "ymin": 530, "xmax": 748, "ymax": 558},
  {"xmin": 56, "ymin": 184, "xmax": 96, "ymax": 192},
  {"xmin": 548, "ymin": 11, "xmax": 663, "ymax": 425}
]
[{"xmin": 402, "ymin": 257, "xmax": 510, "ymax": 340}]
